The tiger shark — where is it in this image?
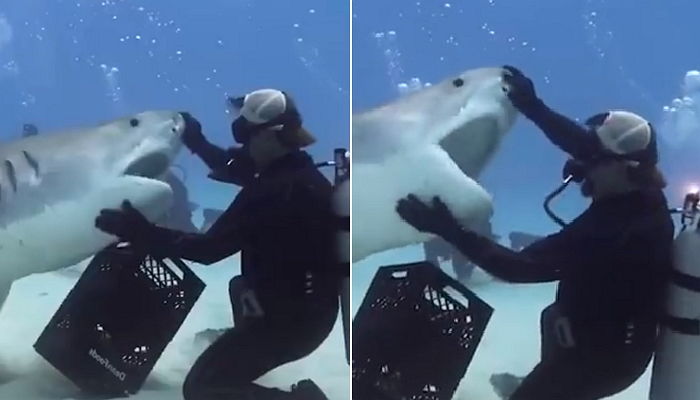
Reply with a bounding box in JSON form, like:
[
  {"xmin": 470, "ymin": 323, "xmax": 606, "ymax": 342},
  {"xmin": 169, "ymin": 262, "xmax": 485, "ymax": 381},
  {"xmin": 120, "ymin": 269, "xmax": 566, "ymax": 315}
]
[
  {"xmin": 352, "ymin": 66, "xmax": 518, "ymax": 262},
  {"xmin": 0, "ymin": 111, "xmax": 186, "ymax": 312}
]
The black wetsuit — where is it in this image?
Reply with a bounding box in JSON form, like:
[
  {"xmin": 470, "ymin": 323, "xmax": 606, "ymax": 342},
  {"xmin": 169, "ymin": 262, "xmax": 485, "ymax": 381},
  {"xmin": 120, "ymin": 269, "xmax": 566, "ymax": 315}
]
[
  {"xmin": 447, "ymin": 104, "xmax": 675, "ymax": 399},
  {"xmin": 460, "ymin": 189, "xmax": 673, "ymax": 399},
  {"xmin": 189, "ymin": 140, "xmax": 256, "ymax": 186},
  {"xmin": 147, "ymin": 151, "xmax": 340, "ymax": 400}
]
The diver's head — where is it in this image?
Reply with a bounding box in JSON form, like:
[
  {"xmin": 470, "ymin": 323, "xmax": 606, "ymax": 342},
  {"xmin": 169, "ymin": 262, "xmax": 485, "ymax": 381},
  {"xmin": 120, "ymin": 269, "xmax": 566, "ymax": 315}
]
[
  {"xmin": 227, "ymin": 89, "xmax": 316, "ymax": 169},
  {"xmin": 566, "ymin": 110, "xmax": 665, "ymax": 199}
]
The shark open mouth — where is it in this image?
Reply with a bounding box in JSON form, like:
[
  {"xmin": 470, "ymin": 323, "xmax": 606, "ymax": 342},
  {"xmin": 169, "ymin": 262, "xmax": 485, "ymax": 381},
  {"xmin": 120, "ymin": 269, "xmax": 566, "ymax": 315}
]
[{"xmin": 123, "ymin": 152, "xmax": 171, "ymax": 178}]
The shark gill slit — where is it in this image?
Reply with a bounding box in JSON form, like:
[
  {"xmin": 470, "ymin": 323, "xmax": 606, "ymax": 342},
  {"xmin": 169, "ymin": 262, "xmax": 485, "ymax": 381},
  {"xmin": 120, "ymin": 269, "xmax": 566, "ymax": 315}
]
[
  {"xmin": 22, "ymin": 151, "xmax": 40, "ymax": 178},
  {"xmin": 4, "ymin": 160, "xmax": 17, "ymax": 193}
]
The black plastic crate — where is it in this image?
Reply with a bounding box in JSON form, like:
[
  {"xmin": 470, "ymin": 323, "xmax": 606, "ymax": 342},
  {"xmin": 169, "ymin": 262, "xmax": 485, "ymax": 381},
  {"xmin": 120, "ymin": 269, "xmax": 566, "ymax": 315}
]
[
  {"xmin": 34, "ymin": 243, "xmax": 205, "ymax": 398},
  {"xmin": 352, "ymin": 262, "xmax": 494, "ymax": 400}
]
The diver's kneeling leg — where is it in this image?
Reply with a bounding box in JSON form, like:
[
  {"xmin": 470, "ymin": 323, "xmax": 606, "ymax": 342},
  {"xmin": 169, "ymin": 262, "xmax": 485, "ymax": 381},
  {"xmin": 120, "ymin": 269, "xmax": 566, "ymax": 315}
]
[
  {"xmin": 182, "ymin": 328, "xmax": 287, "ymax": 400},
  {"xmin": 229, "ymin": 276, "xmax": 246, "ymax": 326},
  {"xmin": 510, "ymin": 357, "xmax": 601, "ymax": 400}
]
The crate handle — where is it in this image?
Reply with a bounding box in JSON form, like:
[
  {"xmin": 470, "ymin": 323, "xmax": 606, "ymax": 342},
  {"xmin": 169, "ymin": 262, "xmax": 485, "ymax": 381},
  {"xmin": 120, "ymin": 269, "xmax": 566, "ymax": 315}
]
[
  {"xmin": 391, "ymin": 270, "xmax": 408, "ymax": 279},
  {"xmin": 162, "ymin": 258, "xmax": 185, "ymax": 280},
  {"xmin": 443, "ymin": 286, "xmax": 470, "ymax": 308}
]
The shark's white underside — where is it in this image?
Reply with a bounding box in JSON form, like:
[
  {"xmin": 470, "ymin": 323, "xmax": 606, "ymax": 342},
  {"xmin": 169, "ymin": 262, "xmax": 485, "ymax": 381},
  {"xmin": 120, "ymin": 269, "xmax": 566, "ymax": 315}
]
[
  {"xmin": 352, "ymin": 67, "xmax": 518, "ymax": 262},
  {"xmin": 0, "ymin": 111, "xmax": 185, "ymax": 315}
]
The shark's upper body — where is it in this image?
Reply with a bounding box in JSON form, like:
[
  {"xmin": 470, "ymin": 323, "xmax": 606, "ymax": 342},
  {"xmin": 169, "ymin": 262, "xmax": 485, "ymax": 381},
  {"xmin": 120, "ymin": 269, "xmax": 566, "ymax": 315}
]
[
  {"xmin": 0, "ymin": 111, "xmax": 185, "ymax": 311},
  {"xmin": 352, "ymin": 67, "xmax": 518, "ymax": 262}
]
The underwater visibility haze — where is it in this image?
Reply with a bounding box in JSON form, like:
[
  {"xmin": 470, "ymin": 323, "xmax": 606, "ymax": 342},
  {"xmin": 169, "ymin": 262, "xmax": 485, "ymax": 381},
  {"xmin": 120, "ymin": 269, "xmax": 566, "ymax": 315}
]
[
  {"xmin": 352, "ymin": 1, "xmax": 700, "ymax": 399},
  {"xmin": 0, "ymin": 1, "xmax": 349, "ymax": 399}
]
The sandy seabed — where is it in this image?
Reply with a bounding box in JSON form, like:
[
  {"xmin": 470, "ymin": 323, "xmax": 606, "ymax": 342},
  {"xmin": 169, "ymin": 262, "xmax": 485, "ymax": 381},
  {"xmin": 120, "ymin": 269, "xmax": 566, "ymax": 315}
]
[
  {"xmin": 352, "ymin": 247, "xmax": 653, "ymax": 400},
  {"xmin": 0, "ymin": 256, "xmax": 350, "ymax": 400}
]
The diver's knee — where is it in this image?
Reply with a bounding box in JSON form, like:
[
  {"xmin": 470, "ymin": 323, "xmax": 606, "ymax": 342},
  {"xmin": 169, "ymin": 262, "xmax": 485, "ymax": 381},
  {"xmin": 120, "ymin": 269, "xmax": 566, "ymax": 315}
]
[{"xmin": 182, "ymin": 368, "xmax": 204, "ymax": 400}]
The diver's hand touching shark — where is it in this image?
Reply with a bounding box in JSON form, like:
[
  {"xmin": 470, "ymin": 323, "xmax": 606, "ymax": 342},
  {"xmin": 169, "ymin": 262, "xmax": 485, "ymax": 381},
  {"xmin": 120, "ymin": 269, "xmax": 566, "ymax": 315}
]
[
  {"xmin": 396, "ymin": 194, "xmax": 462, "ymax": 237},
  {"xmin": 396, "ymin": 194, "xmax": 495, "ymax": 261},
  {"xmin": 95, "ymin": 200, "xmax": 156, "ymax": 245},
  {"xmin": 501, "ymin": 65, "xmax": 541, "ymax": 115}
]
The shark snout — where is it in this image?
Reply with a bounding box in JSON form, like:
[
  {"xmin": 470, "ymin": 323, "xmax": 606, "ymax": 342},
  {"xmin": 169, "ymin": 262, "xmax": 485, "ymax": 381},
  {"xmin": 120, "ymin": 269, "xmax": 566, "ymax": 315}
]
[{"xmin": 172, "ymin": 112, "xmax": 186, "ymax": 137}]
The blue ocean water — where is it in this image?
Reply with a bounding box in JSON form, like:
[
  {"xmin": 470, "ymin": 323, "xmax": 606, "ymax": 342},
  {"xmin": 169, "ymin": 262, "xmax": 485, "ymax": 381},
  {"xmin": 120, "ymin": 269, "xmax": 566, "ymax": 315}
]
[
  {"xmin": 352, "ymin": 1, "xmax": 700, "ymax": 398},
  {"xmin": 352, "ymin": 0, "xmax": 700, "ymax": 298},
  {"xmin": 0, "ymin": 0, "xmax": 349, "ymax": 214},
  {"xmin": 0, "ymin": 1, "xmax": 349, "ymax": 398}
]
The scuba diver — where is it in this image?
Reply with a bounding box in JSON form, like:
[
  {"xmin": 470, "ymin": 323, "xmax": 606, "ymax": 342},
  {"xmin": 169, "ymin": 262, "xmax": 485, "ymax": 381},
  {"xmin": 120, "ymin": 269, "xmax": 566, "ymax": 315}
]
[
  {"xmin": 395, "ymin": 66, "xmax": 675, "ymax": 399},
  {"xmin": 179, "ymin": 109, "xmax": 257, "ymax": 187},
  {"xmin": 95, "ymin": 89, "xmax": 339, "ymax": 400}
]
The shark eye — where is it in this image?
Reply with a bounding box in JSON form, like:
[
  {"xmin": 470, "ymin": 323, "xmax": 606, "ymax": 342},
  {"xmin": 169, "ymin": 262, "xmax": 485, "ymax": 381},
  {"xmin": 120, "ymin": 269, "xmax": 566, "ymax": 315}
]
[
  {"xmin": 452, "ymin": 78, "xmax": 464, "ymax": 88},
  {"xmin": 129, "ymin": 118, "xmax": 140, "ymax": 128}
]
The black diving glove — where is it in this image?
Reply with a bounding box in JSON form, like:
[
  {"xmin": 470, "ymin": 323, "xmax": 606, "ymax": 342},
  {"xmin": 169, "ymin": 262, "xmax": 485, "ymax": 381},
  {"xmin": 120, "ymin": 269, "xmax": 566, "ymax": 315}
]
[
  {"xmin": 95, "ymin": 200, "xmax": 158, "ymax": 246},
  {"xmin": 396, "ymin": 194, "xmax": 493, "ymax": 259},
  {"xmin": 180, "ymin": 112, "xmax": 207, "ymax": 153},
  {"xmin": 502, "ymin": 65, "xmax": 544, "ymax": 116},
  {"xmin": 396, "ymin": 195, "xmax": 463, "ymax": 238}
]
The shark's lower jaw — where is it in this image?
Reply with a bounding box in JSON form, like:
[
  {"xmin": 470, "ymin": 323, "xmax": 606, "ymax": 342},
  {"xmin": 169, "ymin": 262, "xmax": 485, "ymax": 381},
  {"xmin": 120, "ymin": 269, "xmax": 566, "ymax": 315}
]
[{"xmin": 122, "ymin": 152, "xmax": 171, "ymax": 179}]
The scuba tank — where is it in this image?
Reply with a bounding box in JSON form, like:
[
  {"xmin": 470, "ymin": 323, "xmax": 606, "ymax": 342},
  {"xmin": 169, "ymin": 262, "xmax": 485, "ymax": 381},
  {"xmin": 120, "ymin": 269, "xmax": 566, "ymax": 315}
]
[
  {"xmin": 329, "ymin": 149, "xmax": 351, "ymax": 364},
  {"xmin": 649, "ymin": 190, "xmax": 700, "ymax": 400}
]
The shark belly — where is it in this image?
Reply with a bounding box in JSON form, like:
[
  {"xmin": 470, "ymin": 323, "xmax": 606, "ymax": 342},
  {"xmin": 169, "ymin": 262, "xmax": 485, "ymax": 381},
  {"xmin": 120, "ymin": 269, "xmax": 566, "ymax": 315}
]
[
  {"xmin": 351, "ymin": 67, "xmax": 517, "ymax": 263},
  {"xmin": 0, "ymin": 176, "xmax": 173, "ymax": 312},
  {"xmin": 352, "ymin": 147, "xmax": 493, "ymax": 262}
]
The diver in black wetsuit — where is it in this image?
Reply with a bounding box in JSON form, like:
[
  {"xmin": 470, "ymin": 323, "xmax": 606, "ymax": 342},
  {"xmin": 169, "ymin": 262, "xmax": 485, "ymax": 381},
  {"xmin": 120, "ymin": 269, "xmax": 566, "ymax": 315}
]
[
  {"xmin": 179, "ymin": 111, "xmax": 257, "ymax": 187},
  {"xmin": 396, "ymin": 66, "xmax": 675, "ymax": 400},
  {"xmin": 95, "ymin": 89, "xmax": 339, "ymax": 400}
]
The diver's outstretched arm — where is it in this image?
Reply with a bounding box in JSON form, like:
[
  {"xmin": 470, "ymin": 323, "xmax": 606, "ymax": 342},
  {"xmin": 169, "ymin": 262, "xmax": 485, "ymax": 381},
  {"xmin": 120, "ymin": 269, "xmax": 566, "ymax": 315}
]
[
  {"xmin": 180, "ymin": 111, "xmax": 234, "ymax": 170},
  {"xmin": 441, "ymin": 228, "xmax": 568, "ymax": 283},
  {"xmin": 96, "ymin": 199, "xmax": 243, "ymax": 265},
  {"xmin": 191, "ymin": 141, "xmax": 234, "ymax": 171},
  {"xmin": 396, "ymin": 194, "xmax": 571, "ymax": 283},
  {"xmin": 503, "ymin": 65, "xmax": 598, "ymax": 160},
  {"xmin": 520, "ymin": 101, "xmax": 599, "ymax": 161},
  {"xmin": 148, "ymin": 226, "xmax": 243, "ymax": 265}
]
